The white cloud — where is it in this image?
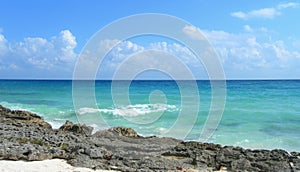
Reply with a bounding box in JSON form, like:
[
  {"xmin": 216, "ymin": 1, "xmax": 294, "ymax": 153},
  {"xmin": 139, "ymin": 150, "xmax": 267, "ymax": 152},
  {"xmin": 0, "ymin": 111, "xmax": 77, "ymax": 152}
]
[
  {"xmin": 98, "ymin": 39, "xmax": 121, "ymax": 52},
  {"xmin": 1, "ymin": 26, "xmax": 300, "ymax": 79},
  {"xmin": 244, "ymin": 25, "xmax": 253, "ymax": 32},
  {"xmin": 51, "ymin": 30, "xmax": 77, "ymax": 62},
  {"xmin": 98, "ymin": 40, "xmax": 144, "ymax": 75},
  {"xmin": 0, "ymin": 34, "xmax": 8, "ymax": 56},
  {"xmin": 200, "ymin": 27, "xmax": 300, "ymax": 73},
  {"xmin": 182, "ymin": 25, "xmax": 205, "ymax": 40},
  {"xmin": 149, "ymin": 42, "xmax": 200, "ymax": 66},
  {"xmin": 108, "ymin": 40, "xmax": 144, "ymax": 61},
  {"xmin": 15, "ymin": 30, "xmax": 77, "ymax": 67},
  {"xmin": 265, "ymin": 40, "xmax": 300, "ymax": 61},
  {"xmin": 251, "ymin": 8, "xmax": 280, "ymax": 19},
  {"xmin": 99, "ymin": 40, "xmax": 202, "ymax": 71},
  {"xmin": 231, "ymin": 2, "xmax": 298, "ymax": 20},
  {"xmin": 111, "ymin": 50, "xmax": 199, "ymax": 80},
  {"xmin": 0, "ymin": 30, "xmax": 77, "ymax": 77},
  {"xmin": 231, "ymin": 8, "xmax": 280, "ymax": 19},
  {"xmin": 277, "ymin": 2, "xmax": 299, "ymax": 9},
  {"xmin": 231, "ymin": 11, "xmax": 247, "ymax": 19},
  {"xmin": 97, "ymin": 39, "xmax": 206, "ymax": 79},
  {"xmin": 202, "ymin": 30, "xmax": 242, "ymax": 47}
]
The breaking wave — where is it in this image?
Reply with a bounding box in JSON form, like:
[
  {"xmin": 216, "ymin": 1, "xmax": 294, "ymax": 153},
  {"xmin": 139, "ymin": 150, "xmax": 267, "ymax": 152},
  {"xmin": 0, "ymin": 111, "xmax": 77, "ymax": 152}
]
[{"xmin": 77, "ymin": 103, "xmax": 179, "ymax": 117}]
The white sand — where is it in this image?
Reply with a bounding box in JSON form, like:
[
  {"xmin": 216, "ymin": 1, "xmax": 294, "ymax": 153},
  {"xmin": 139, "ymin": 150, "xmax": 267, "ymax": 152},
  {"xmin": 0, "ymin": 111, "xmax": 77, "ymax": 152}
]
[{"xmin": 0, "ymin": 159, "xmax": 117, "ymax": 172}]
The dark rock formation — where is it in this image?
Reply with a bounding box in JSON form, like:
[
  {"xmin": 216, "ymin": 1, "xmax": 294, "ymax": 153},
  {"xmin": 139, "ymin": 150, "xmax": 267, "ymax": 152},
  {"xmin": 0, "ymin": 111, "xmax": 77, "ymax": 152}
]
[
  {"xmin": 0, "ymin": 105, "xmax": 51, "ymax": 129},
  {"xmin": 0, "ymin": 105, "xmax": 299, "ymax": 171},
  {"xmin": 110, "ymin": 126, "xmax": 139, "ymax": 137},
  {"xmin": 59, "ymin": 120, "xmax": 93, "ymax": 136}
]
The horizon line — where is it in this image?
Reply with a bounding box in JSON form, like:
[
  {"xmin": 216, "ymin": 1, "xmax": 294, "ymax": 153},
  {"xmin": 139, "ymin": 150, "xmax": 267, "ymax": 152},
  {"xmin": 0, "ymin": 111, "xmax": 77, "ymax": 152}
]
[{"xmin": 0, "ymin": 78, "xmax": 300, "ymax": 81}]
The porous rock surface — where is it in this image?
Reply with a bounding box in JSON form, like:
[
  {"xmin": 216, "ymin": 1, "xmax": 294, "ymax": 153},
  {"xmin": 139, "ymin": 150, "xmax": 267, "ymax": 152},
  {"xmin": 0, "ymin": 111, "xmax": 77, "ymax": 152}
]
[{"xmin": 1, "ymin": 105, "xmax": 299, "ymax": 171}]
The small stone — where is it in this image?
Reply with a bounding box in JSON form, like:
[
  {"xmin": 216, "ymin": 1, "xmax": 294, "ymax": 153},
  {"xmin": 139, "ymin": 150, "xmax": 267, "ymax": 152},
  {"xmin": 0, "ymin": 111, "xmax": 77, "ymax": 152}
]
[
  {"xmin": 219, "ymin": 166, "xmax": 227, "ymax": 171},
  {"xmin": 103, "ymin": 151, "xmax": 113, "ymax": 160}
]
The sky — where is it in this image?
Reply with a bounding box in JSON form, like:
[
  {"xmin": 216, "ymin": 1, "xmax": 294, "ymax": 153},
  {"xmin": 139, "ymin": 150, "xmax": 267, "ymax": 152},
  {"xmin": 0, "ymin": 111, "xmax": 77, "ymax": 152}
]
[{"xmin": 0, "ymin": 0, "xmax": 300, "ymax": 79}]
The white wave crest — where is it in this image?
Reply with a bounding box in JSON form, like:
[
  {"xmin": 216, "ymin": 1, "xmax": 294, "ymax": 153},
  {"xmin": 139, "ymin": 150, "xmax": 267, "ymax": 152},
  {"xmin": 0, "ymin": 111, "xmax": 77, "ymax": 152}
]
[{"xmin": 77, "ymin": 104, "xmax": 178, "ymax": 117}]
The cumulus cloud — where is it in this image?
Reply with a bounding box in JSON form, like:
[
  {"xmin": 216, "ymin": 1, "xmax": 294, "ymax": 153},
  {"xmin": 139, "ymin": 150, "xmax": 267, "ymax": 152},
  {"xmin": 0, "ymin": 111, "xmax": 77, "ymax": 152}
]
[
  {"xmin": 231, "ymin": 2, "xmax": 298, "ymax": 20},
  {"xmin": 265, "ymin": 41, "xmax": 300, "ymax": 61},
  {"xmin": 0, "ymin": 30, "xmax": 77, "ymax": 78},
  {"xmin": 149, "ymin": 42, "xmax": 206, "ymax": 71},
  {"xmin": 1, "ymin": 26, "xmax": 300, "ymax": 79},
  {"xmin": 52, "ymin": 30, "xmax": 77, "ymax": 62},
  {"xmin": 181, "ymin": 23, "xmax": 300, "ymax": 78},
  {"xmin": 104, "ymin": 40, "xmax": 144, "ymax": 62},
  {"xmin": 98, "ymin": 39, "xmax": 201, "ymax": 69},
  {"xmin": 96, "ymin": 39, "xmax": 206, "ymax": 79},
  {"xmin": 182, "ymin": 25, "xmax": 205, "ymax": 40},
  {"xmin": 0, "ymin": 34, "xmax": 8, "ymax": 56},
  {"xmin": 97, "ymin": 40, "xmax": 145, "ymax": 77},
  {"xmin": 201, "ymin": 28, "xmax": 300, "ymax": 75}
]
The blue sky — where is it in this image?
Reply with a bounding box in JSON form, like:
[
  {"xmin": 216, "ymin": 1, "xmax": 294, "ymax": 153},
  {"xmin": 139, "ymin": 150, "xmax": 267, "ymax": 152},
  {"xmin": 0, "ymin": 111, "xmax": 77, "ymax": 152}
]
[{"xmin": 0, "ymin": 0, "xmax": 299, "ymax": 79}]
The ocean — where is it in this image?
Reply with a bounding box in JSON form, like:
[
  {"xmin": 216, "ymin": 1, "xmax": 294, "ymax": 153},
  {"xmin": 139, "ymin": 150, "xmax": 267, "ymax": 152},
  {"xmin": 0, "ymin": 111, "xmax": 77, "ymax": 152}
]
[{"xmin": 0, "ymin": 80, "xmax": 299, "ymax": 152}]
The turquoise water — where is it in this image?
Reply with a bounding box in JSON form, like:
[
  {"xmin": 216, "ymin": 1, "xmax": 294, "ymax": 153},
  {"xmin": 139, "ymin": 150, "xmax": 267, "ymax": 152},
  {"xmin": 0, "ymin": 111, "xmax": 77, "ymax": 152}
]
[{"xmin": 0, "ymin": 80, "xmax": 299, "ymax": 152}]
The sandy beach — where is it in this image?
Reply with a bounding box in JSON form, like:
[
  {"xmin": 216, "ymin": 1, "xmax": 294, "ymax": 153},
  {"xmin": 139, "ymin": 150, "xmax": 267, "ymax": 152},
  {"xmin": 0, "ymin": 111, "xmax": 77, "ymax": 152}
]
[{"xmin": 0, "ymin": 159, "xmax": 116, "ymax": 172}]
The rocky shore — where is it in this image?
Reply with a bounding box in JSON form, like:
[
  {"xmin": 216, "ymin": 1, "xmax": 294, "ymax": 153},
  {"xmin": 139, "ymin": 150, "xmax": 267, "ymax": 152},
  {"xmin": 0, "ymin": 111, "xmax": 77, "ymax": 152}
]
[{"xmin": 0, "ymin": 105, "xmax": 299, "ymax": 171}]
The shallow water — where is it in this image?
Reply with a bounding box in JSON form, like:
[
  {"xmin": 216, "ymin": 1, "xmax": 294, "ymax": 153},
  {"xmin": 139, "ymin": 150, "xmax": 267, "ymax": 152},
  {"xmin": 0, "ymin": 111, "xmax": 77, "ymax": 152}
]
[{"xmin": 0, "ymin": 80, "xmax": 299, "ymax": 152}]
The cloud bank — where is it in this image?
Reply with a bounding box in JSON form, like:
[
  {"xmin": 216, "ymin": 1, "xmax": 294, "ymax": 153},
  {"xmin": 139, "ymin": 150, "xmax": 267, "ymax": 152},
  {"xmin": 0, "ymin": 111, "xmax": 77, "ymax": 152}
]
[
  {"xmin": 1, "ymin": 25, "xmax": 300, "ymax": 79},
  {"xmin": 0, "ymin": 30, "xmax": 77, "ymax": 78},
  {"xmin": 182, "ymin": 24, "xmax": 300, "ymax": 78}
]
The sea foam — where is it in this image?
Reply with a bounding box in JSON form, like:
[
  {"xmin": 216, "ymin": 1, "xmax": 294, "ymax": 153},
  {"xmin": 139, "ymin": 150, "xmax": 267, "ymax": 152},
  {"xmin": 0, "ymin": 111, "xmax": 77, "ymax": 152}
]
[{"xmin": 77, "ymin": 103, "xmax": 179, "ymax": 117}]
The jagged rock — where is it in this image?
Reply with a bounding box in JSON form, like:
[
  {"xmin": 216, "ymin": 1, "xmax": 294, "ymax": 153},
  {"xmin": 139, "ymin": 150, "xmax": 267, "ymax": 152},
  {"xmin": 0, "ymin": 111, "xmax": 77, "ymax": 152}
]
[
  {"xmin": 0, "ymin": 105, "xmax": 51, "ymax": 129},
  {"xmin": 111, "ymin": 126, "xmax": 139, "ymax": 137},
  {"xmin": 231, "ymin": 158, "xmax": 251, "ymax": 170},
  {"xmin": 0, "ymin": 105, "xmax": 300, "ymax": 172},
  {"xmin": 84, "ymin": 148, "xmax": 103, "ymax": 158},
  {"xmin": 58, "ymin": 120, "xmax": 93, "ymax": 135}
]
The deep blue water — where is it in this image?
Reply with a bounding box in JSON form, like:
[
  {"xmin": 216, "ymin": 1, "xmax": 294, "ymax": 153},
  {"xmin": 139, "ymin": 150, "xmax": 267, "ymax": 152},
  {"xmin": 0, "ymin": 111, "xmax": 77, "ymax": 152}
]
[{"xmin": 0, "ymin": 80, "xmax": 299, "ymax": 152}]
